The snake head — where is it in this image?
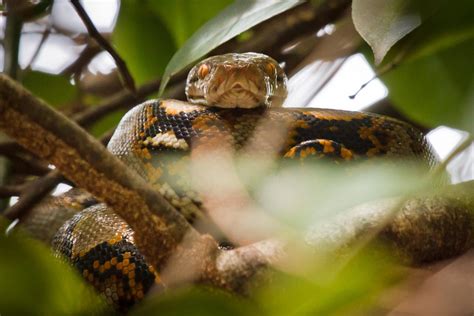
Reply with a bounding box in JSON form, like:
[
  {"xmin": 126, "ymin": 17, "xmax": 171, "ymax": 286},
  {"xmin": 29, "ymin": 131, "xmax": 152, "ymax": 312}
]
[{"xmin": 185, "ymin": 52, "xmax": 288, "ymax": 109}]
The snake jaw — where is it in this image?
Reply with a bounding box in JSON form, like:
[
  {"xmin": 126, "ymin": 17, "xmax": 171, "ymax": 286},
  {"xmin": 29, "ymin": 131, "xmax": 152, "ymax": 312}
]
[{"xmin": 186, "ymin": 52, "xmax": 288, "ymax": 109}]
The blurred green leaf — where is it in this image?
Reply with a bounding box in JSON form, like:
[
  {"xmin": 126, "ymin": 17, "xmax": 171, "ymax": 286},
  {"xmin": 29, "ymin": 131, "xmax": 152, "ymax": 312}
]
[
  {"xmin": 23, "ymin": 71, "xmax": 76, "ymax": 107},
  {"xmin": 89, "ymin": 109, "xmax": 127, "ymax": 138},
  {"xmin": 382, "ymin": 39, "xmax": 474, "ymax": 132},
  {"xmin": 352, "ymin": 0, "xmax": 421, "ymax": 65},
  {"xmin": 149, "ymin": 0, "xmax": 233, "ymax": 47},
  {"xmin": 0, "ymin": 220, "xmax": 108, "ymax": 315},
  {"xmin": 158, "ymin": 0, "xmax": 303, "ymax": 95},
  {"xmin": 257, "ymin": 247, "xmax": 403, "ymax": 316},
  {"xmin": 113, "ymin": 2, "xmax": 176, "ymax": 86},
  {"xmin": 387, "ymin": 0, "xmax": 474, "ymax": 63},
  {"xmin": 131, "ymin": 287, "xmax": 257, "ymax": 316},
  {"xmin": 252, "ymin": 161, "xmax": 430, "ymax": 229}
]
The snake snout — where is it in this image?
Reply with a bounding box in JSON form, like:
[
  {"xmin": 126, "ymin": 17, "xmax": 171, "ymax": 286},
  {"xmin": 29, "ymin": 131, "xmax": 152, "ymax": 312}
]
[{"xmin": 231, "ymin": 82, "xmax": 245, "ymax": 91}]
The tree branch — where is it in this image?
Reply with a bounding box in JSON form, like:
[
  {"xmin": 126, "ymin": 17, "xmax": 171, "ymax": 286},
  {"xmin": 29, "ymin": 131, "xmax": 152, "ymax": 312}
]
[
  {"xmin": 3, "ymin": 170, "xmax": 63, "ymax": 220},
  {"xmin": 70, "ymin": 0, "xmax": 136, "ymax": 93},
  {"xmin": 0, "ymin": 74, "xmax": 200, "ymax": 272},
  {"xmin": 0, "ymin": 184, "xmax": 23, "ymax": 197}
]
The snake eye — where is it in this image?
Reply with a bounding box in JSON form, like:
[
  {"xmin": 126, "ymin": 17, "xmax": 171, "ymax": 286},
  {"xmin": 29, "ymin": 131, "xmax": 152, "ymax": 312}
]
[
  {"xmin": 198, "ymin": 64, "xmax": 210, "ymax": 79},
  {"xmin": 264, "ymin": 62, "xmax": 276, "ymax": 76}
]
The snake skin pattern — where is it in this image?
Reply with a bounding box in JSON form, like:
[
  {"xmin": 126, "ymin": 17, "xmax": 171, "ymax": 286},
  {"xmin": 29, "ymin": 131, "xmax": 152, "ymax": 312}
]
[
  {"xmin": 23, "ymin": 98, "xmax": 436, "ymax": 310},
  {"xmin": 22, "ymin": 52, "xmax": 436, "ymax": 310}
]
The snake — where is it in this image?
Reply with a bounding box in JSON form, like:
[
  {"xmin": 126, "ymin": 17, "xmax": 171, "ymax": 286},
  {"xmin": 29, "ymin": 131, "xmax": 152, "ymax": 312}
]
[{"xmin": 22, "ymin": 53, "xmax": 436, "ymax": 310}]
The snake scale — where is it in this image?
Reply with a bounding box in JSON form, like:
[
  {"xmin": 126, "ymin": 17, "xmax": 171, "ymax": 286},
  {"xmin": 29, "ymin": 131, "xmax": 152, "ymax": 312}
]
[{"xmin": 21, "ymin": 53, "xmax": 436, "ymax": 310}]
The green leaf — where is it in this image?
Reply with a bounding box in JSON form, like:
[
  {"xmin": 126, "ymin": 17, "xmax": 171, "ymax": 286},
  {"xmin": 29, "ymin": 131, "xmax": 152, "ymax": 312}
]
[
  {"xmin": 382, "ymin": 39, "xmax": 474, "ymax": 132},
  {"xmin": 390, "ymin": 0, "xmax": 474, "ymax": 63},
  {"xmin": 158, "ymin": 0, "xmax": 303, "ymax": 95},
  {"xmin": 257, "ymin": 247, "xmax": 403, "ymax": 315},
  {"xmin": 252, "ymin": 162, "xmax": 430, "ymax": 229},
  {"xmin": 113, "ymin": 2, "xmax": 176, "ymax": 86},
  {"xmin": 0, "ymin": 220, "xmax": 108, "ymax": 315},
  {"xmin": 149, "ymin": 0, "xmax": 233, "ymax": 47},
  {"xmin": 352, "ymin": 0, "xmax": 421, "ymax": 65},
  {"xmin": 22, "ymin": 71, "xmax": 76, "ymax": 107},
  {"xmin": 131, "ymin": 287, "xmax": 257, "ymax": 316},
  {"xmin": 89, "ymin": 109, "xmax": 127, "ymax": 138}
]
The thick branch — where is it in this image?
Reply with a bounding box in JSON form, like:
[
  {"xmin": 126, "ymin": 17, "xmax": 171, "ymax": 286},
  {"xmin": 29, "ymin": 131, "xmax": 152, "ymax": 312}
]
[{"xmin": 0, "ymin": 74, "xmax": 200, "ymax": 271}]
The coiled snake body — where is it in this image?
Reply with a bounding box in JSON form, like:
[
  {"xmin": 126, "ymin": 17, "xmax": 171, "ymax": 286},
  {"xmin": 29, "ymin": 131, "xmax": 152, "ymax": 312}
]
[{"xmin": 23, "ymin": 53, "xmax": 435, "ymax": 310}]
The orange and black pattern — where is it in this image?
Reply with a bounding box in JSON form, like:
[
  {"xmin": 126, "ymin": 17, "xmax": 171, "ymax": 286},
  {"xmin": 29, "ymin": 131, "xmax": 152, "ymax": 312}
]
[
  {"xmin": 52, "ymin": 204, "xmax": 163, "ymax": 310},
  {"xmin": 53, "ymin": 98, "xmax": 435, "ymax": 310}
]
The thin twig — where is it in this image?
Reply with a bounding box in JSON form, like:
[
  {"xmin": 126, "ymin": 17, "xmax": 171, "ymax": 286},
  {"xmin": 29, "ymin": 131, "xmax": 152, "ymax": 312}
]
[
  {"xmin": 72, "ymin": 79, "xmax": 161, "ymax": 126},
  {"xmin": 4, "ymin": 170, "xmax": 63, "ymax": 220},
  {"xmin": 9, "ymin": 153, "xmax": 51, "ymax": 175},
  {"xmin": 0, "ymin": 184, "xmax": 23, "ymax": 198},
  {"xmin": 25, "ymin": 28, "xmax": 51, "ymax": 71},
  {"xmin": 70, "ymin": 0, "xmax": 136, "ymax": 93},
  {"xmin": 62, "ymin": 43, "xmax": 101, "ymax": 75},
  {"xmin": 349, "ymin": 61, "xmax": 399, "ymax": 99},
  {"xmin": 432, "ymin": 134, "xmax": 474, "ymax": 178},
  {"xmin": 349, "ymin": 51, "xmax": 405, "ymax": 99}
]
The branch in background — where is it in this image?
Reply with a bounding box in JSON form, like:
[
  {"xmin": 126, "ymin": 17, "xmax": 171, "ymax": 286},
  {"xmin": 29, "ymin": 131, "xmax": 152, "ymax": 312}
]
[
  {"xmin": 70, "ymin": 0, "xmax": 136, "ymax": 93},
  {"xmin": 1, "ymin": 0, "xmax": 24, "ymax": 211},
  {"xmin": 3, "ymin": 1, "xmax": 22, "ymax": 79},
  {"xmin": 432, "ymin": 135, "xmax": 474, "ymax": 177},
  {"xmin": 4, "ymin": 0, "xmax": 52, "ymax": 21},
  {"xmin": 3, "ymin": 170, "xmax": 63, "ymax": 220},
  {"xmin": 62, "ymin": 43, "xmax": 102, "ymax": 76},
  {"xmin": 25, "ymin": 28, "xmax": 51, "ymax": 71},
  {"xmin": 0, "ymin": 184, "xmax": 23, "ymax": 198},
  {"xmin": 9, "ymin": 152, "xmax": 51, "ymax": 175}
]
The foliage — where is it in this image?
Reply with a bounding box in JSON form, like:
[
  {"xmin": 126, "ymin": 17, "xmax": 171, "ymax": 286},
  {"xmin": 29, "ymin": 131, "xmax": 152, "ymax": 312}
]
[
  {"xmin": 354, "ymin": 0, "xmax": 474, "ymax": 131},
  {"xmin": 0, "ymin": 220, "xmax": 109, "ymax": 315},
  {"xmin": 0, "ymin": 0, "xmax": 472, "ymax": 315},
  {"xmin": 352, "ymin": 0, "xmax": 422, "ymax": 65}
]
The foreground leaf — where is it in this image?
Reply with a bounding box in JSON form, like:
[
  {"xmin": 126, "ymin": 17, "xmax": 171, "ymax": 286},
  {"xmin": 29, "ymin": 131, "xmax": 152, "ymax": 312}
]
[
  {"xmin": 131, "ymin": 287, "xmax": 256, "ymax": 316},
  {"xmin": 158, "ymin": 0, "xmax": 302, "ymax": 95},
  {"xmin": 257, "ymin": 247, "xmax": 403, "ymax": 315},
  {"xmin": 0, "ymin": 220, "xmax": 108, "ymax": 315},
  {"xmin": 352, "ymin": 0, "xmax": 421, "ymax": 65}
]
